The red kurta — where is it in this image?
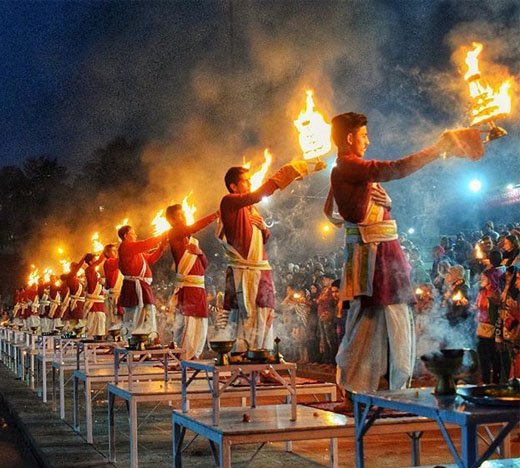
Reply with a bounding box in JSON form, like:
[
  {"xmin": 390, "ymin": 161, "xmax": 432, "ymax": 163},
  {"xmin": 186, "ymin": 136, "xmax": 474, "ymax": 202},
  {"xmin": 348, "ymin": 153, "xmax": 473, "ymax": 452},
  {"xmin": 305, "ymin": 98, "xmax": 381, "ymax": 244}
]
[
  {"xmin": 118, "ymin": 236, "xmax": 164, "ymax": 307},
  {"xmin": 220, "ymin": 181, "xmax": 278, "ymax": 310},
  {"xmin": 58, "ymin": 282, "xmax": 70, "ymax": 318},
  {"xmin": 103, "ymin": 257, "xmax": 120, "ymax": 289},
  {"xmin": 168, "ymin": 213, "xmax": 217, "ymax": 317},
  {"xmin": 331, "ymin": 147, "xmax": 439, "ymax": 307},
  {"xmin": 25, "ymin": 285, "xmax": 38, "ymax": 318},
  {"xmin": 85, "ymin": 256, "xmax": 105, "ymax": 312},
  {"xmin": 66, "ymin": 261, "xmax": 85, "ymax": 320}
]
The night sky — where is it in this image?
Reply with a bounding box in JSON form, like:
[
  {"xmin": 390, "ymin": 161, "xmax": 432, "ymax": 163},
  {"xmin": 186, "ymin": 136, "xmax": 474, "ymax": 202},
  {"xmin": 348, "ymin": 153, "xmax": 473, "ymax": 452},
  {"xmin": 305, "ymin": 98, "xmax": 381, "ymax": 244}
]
[{"xmin": 1, "ymin": 0, "xmax": 519, "ymax": 240}]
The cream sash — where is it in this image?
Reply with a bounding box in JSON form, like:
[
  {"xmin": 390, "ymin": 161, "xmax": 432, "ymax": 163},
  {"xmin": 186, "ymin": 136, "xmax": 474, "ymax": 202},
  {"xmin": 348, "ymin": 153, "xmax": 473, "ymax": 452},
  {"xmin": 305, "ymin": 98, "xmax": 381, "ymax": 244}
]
[
  {"xmin": 39, "ymin": 293, "xmax": 50, "ymax": 315},
  {"xmin": 70, "ymin": 283, "xmax": 85, "ymax": 310},
  {"xmin": 30, "ymin": 297, "xmax": 39, "ymax": 315},
  {"xmin": 84, "ymin": 281, "xmax": 104, "ymax": 315},
  {"xmin": 169, "ymin": 237, "xmax": 206, "ymax": 311},
  {"xmin": 123, "ymin": 256, "xmax": 152, "ymax": 309},
  {"xmin": 13, "ymin": 303, "xmax": 20, "ymax": 317},
  {"xmin": 48, "ymin": 293, "xmax": 61, "ymax": 318},
  {"xmin": 218, "ymin": 214, "xmax": 271, "ymax": 318}
]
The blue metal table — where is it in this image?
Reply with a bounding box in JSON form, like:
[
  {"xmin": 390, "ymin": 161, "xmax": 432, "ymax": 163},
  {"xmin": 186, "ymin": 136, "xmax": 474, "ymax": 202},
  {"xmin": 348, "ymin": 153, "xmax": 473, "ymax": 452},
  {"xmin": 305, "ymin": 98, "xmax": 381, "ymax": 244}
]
[{"xmin": 352, "ymin": 387, "xmax": 519, "ymax": 468}]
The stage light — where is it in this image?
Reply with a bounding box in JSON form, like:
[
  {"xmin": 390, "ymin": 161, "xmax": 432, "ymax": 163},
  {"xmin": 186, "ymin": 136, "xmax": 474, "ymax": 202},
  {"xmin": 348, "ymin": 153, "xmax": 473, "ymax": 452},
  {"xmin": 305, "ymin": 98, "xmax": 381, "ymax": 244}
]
[{"xmin": 469, "ymin": 179, "xmax": 482, "ymax": 193}]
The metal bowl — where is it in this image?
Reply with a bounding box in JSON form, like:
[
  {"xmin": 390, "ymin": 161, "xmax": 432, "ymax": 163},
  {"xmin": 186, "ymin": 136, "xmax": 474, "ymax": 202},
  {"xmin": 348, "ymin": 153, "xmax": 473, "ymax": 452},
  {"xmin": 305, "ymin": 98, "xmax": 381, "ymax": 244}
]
[
  {"xmin": 209, "ymin": 340, "xmax": 236, "ymax": 354},
  {"xmin": 457, "ymin": 384, "xmax": 520, "ymax": 407}
]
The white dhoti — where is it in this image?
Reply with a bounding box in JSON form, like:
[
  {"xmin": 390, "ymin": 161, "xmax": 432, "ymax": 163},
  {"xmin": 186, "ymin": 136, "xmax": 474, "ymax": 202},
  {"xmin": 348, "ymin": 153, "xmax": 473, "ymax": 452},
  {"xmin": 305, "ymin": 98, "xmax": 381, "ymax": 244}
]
[
  {"xmin": 123, "ymin": 304, "xmax": 157, "ymax": 337},
  {"xmin": 105, "ymin": 291, "xmax": 122, "ymax": 330},
  {"xmin": 84, "ymin": 284, "xmax": 106, "ymax": 337},
  {"xmin": 178, "ymin": 316, "xmax": 208, "ymax": 359},
  {"xmin": 336, "ymin": 302, "xmax": 414, "ymax": 393},
  {"xmin": 26, "ymin": 314, "xmax": 41, "ymax": 330},
  {"xmin": 218, "ymin": 221, "xmax": 274, "ymax": 350}
]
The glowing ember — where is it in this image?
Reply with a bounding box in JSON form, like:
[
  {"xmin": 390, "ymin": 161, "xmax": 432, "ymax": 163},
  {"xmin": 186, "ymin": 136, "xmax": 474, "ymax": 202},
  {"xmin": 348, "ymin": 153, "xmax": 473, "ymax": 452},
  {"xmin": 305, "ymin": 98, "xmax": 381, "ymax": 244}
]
[
  {"xmin": 59, "ymin": 259, "xmax": 71, "ymax": 273},
  {"xmin": 116, "ymin": 218, "xmax": 129, "ymax": 230},
  {"xmin": 293, "ymin": 292, "xmax": 302, "ymax": 299},
  {"xmin": 474, "ymin": 242, "xmax": 484, "ymax": 259},
  {"xmin": 415, "ymin": 287, "xmax": 424, "ymax": 296},
  {"xmin": 452, "ymin": 291, "xmax": 463, "ymax": 302},
  {"xmin": 463, "ymin": 42, "xmax": 512, "ymax": 127},
  {"xmin": 245, "ymin": 149, "xmax": 273, "ymax": 191},
  {"xmin": 294, "ymin": 89, "xmax": 331, "ymax": 160},
  {"xmin": 182, "ymin": 192, "xmax": 197, "ymax": 226},
  {"xmin": 152, "ymin": 209, "xmax": 170, "ymax": 235},
  {"xmin": 91, "ymin": 232, "xmax": 104, "ymax": 252}
]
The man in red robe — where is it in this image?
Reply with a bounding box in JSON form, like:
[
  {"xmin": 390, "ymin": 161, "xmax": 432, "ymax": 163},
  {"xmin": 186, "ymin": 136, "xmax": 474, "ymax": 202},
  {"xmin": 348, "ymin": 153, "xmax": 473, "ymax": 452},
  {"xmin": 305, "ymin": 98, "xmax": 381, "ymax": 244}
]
[
  {"xmin": 83, "ymin": 253, "xmax": 107, "ymax": 337},
  {"xmin": 219, "ymin": 161, "xmax": 323, "ymax": 350},
  {"xmin": 66, "ymin": 258, "xmax": 87, "ymax": 331},
  {"xmin": 38, "ymin": 277, "xmax": 52, "ymax": 333},
  {"xmin": 166, "ymin": 205, "xmax": 218, "ymax": 359},
  {"xmin": 328, "ymin": 112, "xmax": 484, "ymax": 394},
  {"xmin": 103, "ymin": 243, "xmax": 124, "ymax": 331},
  {"xmin": 25, "ymin": 282, "xmax": 40, "ymax": 331},
  {"xmin": 117, "ymin": 225, "xmax": 167, "ymax": 337}
]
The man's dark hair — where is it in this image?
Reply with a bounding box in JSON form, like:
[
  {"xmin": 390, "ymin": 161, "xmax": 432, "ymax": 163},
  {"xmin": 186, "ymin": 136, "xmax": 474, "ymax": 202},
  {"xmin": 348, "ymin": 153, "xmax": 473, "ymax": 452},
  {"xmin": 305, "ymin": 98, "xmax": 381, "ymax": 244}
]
[
  {"xmin": 118, "ymin": 225, "xmax": 132, "ymax": 241},
  {"xmin": 84, "ymin": 253, "xmax": 95, "ymax": 265},
  {"xmin": 331, "ymin": 112, "xmax": 367, "ymax": 149},
  {"xmin": 488, "ymin": 249, "xmax": 503, "ymax": 268},
  {"xmin": 331, "ymin": 279, "xmax": 341, "ymax": 289},
  {"xmin": 165, "ymin": 204, "xmax": 183, "ymax": 223},
  {"xmin": 103, "ymin": 243, "xmax": 116, "ymax": 255},
  {"xmin": 224, "ymin": 166, "xmax": 248, "ymax": 192}
]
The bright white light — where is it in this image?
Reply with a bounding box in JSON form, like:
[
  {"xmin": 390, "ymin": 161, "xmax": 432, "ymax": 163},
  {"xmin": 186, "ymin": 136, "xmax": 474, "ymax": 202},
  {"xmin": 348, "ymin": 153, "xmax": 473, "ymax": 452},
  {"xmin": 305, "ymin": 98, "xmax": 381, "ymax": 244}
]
[
  {"xmin": 261, "ymin": 196, "xmax": 269, "ymax": 204},
  {"xmin": 469, "ymin": 179, "xmax": 482, "ymax": 193},
  {"xmin": 407, "ymin": 228, "xmax": 415, "ymax": 235},
  {"xmin": 506, "ymin": 184, "xmax": 514, "ymax": 190}
]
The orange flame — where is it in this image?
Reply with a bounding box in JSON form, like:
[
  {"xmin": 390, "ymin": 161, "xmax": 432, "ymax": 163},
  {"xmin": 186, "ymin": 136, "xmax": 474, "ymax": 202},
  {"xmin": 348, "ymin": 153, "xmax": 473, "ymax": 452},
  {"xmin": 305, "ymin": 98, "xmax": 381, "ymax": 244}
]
[
  {"xmin": 116, "ymin": 218, "xmax": 129, "ymax": 231},
  {"xmin": 42, "ymin": 267, "xmax": 54, "ymax": 283},
  {"xmin": 294, "ymin": 89, "xmax": 331, "ymax": 160},
  {"xmin": 91, "ymin": 232, "xmax": 104, "ymax": 252},
  {"xmin": 151, "ymin": 209, "xmax": 170, "ymax": 235},
  {"xmin": 244, "ymin": 149, "xmax": 273, "ymax": 191},
  {"xmin": 415, "ymin": 287, "xmax": 424, "ymax": 296},
  {"xmin": 463, "ymin": 42, "xmax": 512, "ymax": 126},
  {"xmin": 452, "ymin": 290, "xmax": 463, "ymax": 302},
  {"xmin": 28, "ymin": 269, "xmax": 40, "ymax": 286},
  {"xmin": 57, "ymin": 246, "xmax": 65, "ymax": 256},
  {"xmin": 474, "ymin": 242, "xmax": 484, "ymax": 259},
  {"xmin": 59, "ymin": 259, "xmax": 71, "ymax": 273},
  {"xmin": 182, "ymin": 192, "xmax": 197, "ymax": 226}
]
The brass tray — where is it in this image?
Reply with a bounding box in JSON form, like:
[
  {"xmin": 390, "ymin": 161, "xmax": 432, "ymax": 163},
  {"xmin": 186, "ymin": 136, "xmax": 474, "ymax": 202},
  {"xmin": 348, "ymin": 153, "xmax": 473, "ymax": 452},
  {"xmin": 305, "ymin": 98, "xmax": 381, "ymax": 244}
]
[{"xmin": 457, "ymin": 384, "xmax": 520, "ymax": 407}]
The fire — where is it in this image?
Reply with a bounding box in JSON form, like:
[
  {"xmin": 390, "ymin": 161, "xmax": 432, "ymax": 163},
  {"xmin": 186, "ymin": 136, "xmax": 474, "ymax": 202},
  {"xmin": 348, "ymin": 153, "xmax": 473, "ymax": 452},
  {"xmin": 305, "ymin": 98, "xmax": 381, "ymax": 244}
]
[
  {"xmin": 244, "ymin": 149, "xmax": 273, "ymax": 191},
  {"xmin": 42, "ymin": 267, "xmax": 54, "ymax": 283},
  {"xmin": 474, "ymin": 242, "xmax": 484, "ymax": 259},
  {"xmin": 294, "ymin": 89, "xmax": 331, "ymax": 160},
  {"xmin": 28, "ymin": 269, "xmax": 40, "ymax": 286},
  {"xmin": 293, "ymin": 292, "xmax": 302, "ymax": 300},
  {"xmin": 152, "ymin": 209, "xmax": 170, "ymax": 235},
  {"xmin": 452, "ymin": 291, "xmax": 463, "ymax": 302},
  {"xmin": 59, "ymin": 259, "xmax": 71, "ymax": 273},
  {"xmin": 57, "ymin": 246, "xmax": 65, "ymax": 256},
  {"xmin": 415, "ymin": 287, "xmax": 424, "ymax": 296},
  {"xmin": 91, "ymin": 232, "xmax": 104, "ymax": 252},
  {"xmin": 463, "ymin": 42, "xmax": 512, "ymax": 127},
  {"xmin": 116, "ymin": 218, "xmax": 129, "ymax": 231},
  {"xmin": 182, "ymin": 192, "xmax": 197, "ymax": 226}
]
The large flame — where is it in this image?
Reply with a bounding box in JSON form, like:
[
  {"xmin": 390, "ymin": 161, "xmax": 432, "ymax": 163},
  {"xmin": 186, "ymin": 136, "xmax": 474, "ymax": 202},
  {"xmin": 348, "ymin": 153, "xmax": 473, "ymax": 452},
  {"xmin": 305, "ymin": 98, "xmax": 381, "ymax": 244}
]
[
  {"xmin": 463, "ymin": 42, "xmax": 512, "ymax": 126},
  {"xmin": 42, "ymin": 267, "xmax": 54, "ymax": 283},
  {"xmin": 474, "ymin": 242, "xmax": 484, "ymax": 259},
  {"xmin": 294, "ymin": 89, "xmax": 331, "ymax": 160},
  {"xmin": 91, "ymin": 232, "xmax": 104, "ymax": 252},
  {"xmin": 245, "ymin": 149, "xmax": 273, "ymax": 191},
  {"xmin": 59, "ymin": 259, "xmax": 71, "ymax": 273},
  {"xmin": 182, "ymin": 192, "xmax": 197, "ymax": 226},
  {"xmin": 116, "ymin": 218, "xmax": 129, "ymax": 231},
  {"xmin": 152, "ymin": 209, "xmax": 170, "ymax": 235},
  {"xmin": 452, "ymin": 290, "xmax": 463, "ymax": 302}
]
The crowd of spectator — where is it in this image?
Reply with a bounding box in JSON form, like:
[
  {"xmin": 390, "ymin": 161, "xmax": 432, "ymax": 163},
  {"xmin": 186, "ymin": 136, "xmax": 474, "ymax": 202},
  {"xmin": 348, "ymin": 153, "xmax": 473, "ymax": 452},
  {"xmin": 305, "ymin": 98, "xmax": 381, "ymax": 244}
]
[{"xmin": 151, "ymin": 220, "xmax": 519, "ymax": 382}]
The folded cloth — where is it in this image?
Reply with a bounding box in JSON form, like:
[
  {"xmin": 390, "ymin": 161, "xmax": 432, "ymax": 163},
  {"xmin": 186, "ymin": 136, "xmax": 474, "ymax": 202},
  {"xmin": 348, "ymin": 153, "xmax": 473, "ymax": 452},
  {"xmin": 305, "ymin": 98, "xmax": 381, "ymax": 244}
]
[
  {"xmin": 445, "ymin": 128, "xmax": 485, "ymax": 160},
  {"xmin": 269, "ymin": 161, "xmax": 310, "ymax": 190}
]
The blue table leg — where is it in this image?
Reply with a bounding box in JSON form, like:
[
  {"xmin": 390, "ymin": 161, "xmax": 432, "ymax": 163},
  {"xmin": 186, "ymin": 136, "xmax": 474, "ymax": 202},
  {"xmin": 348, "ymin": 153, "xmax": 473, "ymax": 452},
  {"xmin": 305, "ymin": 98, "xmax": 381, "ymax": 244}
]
[
  {"xmin": 461, "ymin": 423, "xmax": 478, "ymax": 468},
  {"xmin": 353, "ymin": 400, "xmax": 365, "ymax": 468}
]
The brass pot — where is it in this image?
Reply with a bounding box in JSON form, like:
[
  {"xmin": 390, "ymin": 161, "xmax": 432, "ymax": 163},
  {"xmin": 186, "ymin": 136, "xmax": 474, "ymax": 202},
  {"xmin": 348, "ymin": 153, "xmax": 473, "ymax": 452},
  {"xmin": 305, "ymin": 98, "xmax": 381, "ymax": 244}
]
[{"xmin": 209, "ymin": 340, "xmax": 236, "ymax": 366}]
